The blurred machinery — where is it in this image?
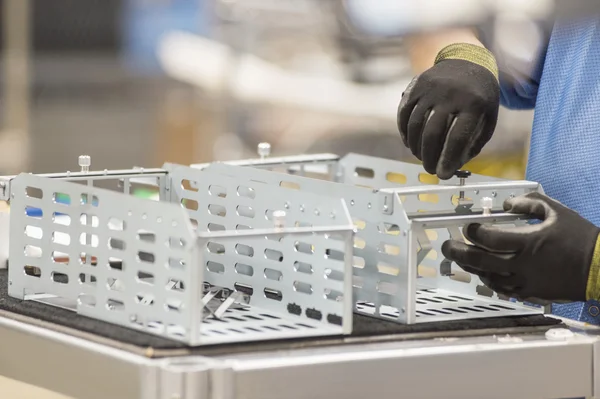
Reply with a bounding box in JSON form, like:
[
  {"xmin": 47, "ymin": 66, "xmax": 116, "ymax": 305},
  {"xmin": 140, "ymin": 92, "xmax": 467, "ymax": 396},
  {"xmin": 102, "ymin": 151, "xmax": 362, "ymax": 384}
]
[{"xmin": 158, "ymin": 0, "xmax": 543, "ymax": 179}]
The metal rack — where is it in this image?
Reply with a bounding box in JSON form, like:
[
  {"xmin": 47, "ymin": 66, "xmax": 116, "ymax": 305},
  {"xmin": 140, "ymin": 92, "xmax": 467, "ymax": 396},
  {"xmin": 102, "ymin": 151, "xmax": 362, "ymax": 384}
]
[
  {"xmin": 4, "ymin": 157, "xmax": 355, "ymax": 346},
  {"xmin": 1, "ymin": 149, "xmax": 548, "ymax": 348},
  {"xmin": 193, "ymin": 149, "xmax": 545, "ymax": 325}
]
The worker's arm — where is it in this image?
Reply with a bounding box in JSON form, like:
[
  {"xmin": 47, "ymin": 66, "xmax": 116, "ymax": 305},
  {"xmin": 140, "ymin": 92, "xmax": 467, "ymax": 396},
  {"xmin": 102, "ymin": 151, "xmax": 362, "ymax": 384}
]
[
  {"xmin": 397, "ymin": 24, "xmax": 551, "ymax": 180},
  {"xmin": 442, "ymin": 192, "xmax": 600, "ymax": 303}
]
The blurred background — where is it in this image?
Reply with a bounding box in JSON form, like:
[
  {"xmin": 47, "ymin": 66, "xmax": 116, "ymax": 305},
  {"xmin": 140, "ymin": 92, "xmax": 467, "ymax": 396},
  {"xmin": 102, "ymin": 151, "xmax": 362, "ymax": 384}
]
[{"xmin": 0, "ymin": 0, "xmax": 538, "ymax": 179}]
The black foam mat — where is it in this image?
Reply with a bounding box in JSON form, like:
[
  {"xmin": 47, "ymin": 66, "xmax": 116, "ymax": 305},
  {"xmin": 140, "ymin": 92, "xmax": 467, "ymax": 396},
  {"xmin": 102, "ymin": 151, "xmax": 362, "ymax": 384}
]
[{"xmin": 0, "ymin": 270, "xmax": 562, "ymax": 353}]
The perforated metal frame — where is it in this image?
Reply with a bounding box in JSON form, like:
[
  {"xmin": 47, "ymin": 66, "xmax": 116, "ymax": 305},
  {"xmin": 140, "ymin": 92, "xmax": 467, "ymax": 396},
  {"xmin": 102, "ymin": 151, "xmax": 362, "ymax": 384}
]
[
  {"xmin": 7, "ymin": 165, "xmax": 355, "ymax": 345},
  {"xmin": 199, "ymin": 153, "xmax": 545, "ymax": 324}
]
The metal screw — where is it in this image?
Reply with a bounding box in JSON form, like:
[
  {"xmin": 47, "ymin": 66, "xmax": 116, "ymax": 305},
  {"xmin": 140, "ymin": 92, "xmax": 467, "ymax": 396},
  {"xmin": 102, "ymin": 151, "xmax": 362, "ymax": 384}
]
[
  {"xmin": 350, "ymin": 200, "xmax": 355, "ymax": 206},
  {"xmin": 299, "ymin": 205, "xmax": 305, "ymax": 212},
  {"xmin": 314, "ymin": 209, "xmax": 320, "ymax": 216},
  {"xmin": 455, "ymin": 170, "xmax": 471, "ymax": 201},
  {"xmin": 78, "ymin": 155, "xmax": 91, "ymax": 173},
  {"xmin": 284, "ymin": 202, "xmax": 290, "ymax": 209},
  {"xmin": 330, "ymin": 212, "xmax": 336, "ymax": 219},
  {"xmin": 367, "ymin": 203, "xmax": 372, "ymax": 209},
  {"xmin": 491, "ymin": 191, "xmax": 497, "ymax": 198},
  {"xmin": 257, "ymin": 142, "xmax": 271, "ymax": 159},
  {"xmin": 273, "ymin": 210, "xmax": 286, "ymax": 229}
]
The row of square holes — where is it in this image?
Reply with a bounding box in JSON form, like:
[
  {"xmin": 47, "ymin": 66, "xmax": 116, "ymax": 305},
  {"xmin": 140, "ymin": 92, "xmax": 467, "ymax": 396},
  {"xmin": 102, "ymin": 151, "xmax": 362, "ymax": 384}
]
[
  {"xmin": 25, "ymin": 187, "xmax": 100, "ymax": 207},
  {"xmin": 354, "ymin": 167, "xmax": 440, "ymax": 185},
  {"xmin": 205, "ymin": 262, "xmax": 344, "ymax": 300}
]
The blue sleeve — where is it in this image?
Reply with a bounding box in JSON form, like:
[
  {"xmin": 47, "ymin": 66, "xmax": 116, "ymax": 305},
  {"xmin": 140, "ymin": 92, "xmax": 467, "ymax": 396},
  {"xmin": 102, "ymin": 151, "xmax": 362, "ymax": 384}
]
[
  {"xmin": 496, "ymin": 57, "xmax": 546, "ymax": 110},
  {"xmin": 476, "ymin": 23, "xmax": 551, "ymax": 110}
]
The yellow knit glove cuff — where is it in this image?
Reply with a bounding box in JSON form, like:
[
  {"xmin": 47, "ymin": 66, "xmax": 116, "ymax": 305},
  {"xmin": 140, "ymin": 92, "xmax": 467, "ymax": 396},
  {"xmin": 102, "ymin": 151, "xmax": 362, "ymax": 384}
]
[
  {"xmin": 435, "ymin": 43, "xmax": 499, "ymax": 82},
  {"xmin": 586, "ymin": 233, "xmax": 600, "ymax": 301}
]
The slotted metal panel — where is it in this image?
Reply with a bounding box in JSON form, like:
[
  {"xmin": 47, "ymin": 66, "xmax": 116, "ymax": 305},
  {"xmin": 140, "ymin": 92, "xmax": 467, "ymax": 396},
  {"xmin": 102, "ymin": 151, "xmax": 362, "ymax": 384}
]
[
  {"xmin": 203, "ymin": 162, "xmax": 413, "ymax": 323},
  {"xmin": 166, "ymin": 164, "xmax": 355, "ymax": 333},
  {"xmin": 8, "ymin": 173, "xmax": 199, "ymax": 343}
]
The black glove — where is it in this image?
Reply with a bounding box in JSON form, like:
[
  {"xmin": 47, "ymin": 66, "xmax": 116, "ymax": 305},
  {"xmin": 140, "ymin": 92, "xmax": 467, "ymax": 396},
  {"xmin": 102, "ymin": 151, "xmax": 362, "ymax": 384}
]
[
  {"xmin": 397, "ymin": 43, "xmax": 501, "ymax": 179},
  {"xmin": 441, "ymin": 192, "xmax": 600, "ymax": 302}
]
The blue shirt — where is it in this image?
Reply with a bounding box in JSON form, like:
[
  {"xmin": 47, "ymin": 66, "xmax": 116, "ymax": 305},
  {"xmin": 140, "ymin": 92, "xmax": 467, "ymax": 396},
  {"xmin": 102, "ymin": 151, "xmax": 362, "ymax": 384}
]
[
  {"xmin": 483, "ymin": 18, "xmax": 600, "ymax": 322},
  {"xmin": 490, "ymin": 18, "xmax": 600, "ymax": 226}
]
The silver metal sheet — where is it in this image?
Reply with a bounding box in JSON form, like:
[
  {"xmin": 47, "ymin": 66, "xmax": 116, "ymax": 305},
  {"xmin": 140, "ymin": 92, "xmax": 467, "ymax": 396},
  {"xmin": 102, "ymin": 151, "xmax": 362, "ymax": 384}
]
[
  {"xmin": 0, "ymin": 314, "xmax": 164, "ymax": 399},
  {"xmin": 8, "ymin": 172, "xmax": 201, "ymax": 344},
  {"xmin": 358, "ymin": 288, "xmax": 541, "ymax": 323},
  {"xmin": 215, "ymin": 330, "xmax": 595, "ymax": 399},
  {"xmin": 0, "ymin": 312, "xmax": 595, "ymax": 399}
]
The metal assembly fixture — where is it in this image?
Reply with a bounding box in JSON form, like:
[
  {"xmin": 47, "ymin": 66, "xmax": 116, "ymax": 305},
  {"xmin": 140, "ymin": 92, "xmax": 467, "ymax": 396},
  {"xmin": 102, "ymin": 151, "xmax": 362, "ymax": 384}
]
[{"xmin": 3, "ymin": 151, "xmax": 546, "ymax": 346}]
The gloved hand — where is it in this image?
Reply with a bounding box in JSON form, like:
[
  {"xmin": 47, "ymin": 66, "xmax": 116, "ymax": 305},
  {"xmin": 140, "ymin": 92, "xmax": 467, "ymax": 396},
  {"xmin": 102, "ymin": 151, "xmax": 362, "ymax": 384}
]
[
  {"xmin": 397, "ymin": 43, "xmax": 501, "ymax": 179},
  {"xmin": 441, "ymin": 192, "xmax": 600, "ymax": 302}
]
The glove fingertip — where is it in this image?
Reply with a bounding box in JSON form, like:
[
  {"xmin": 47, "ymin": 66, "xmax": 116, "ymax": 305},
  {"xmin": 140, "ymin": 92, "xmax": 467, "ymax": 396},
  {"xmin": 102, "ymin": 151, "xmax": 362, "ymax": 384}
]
[
  {"xmin": 422, "ymin": 164, "xmax": 437, "ymax": 176},
  {"xmin": 441, "ymin": 239, "xmax": 466, "ymax": 259},
  {"xmin": 441, "ymin": 240, "xmax": 454, "ymax": 258},
  {"xmin": 436, "ymin": 167, "xmax": 455, "ymax": 181},
  {"xmin": 463, "ymin": 223, "xmax": 482, "ymax": 240},
  {"xmin": 502, "ymin": 199, "xmax": 514, "ymax": 212}
]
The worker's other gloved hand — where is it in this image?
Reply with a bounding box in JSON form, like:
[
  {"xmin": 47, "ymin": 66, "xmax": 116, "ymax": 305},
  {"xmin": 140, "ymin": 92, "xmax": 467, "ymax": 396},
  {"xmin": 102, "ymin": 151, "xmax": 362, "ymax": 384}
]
[
  {"xmin": 397, "ymin": 43, "xmax": 501, "ymax": 180},
  {"xmin": 441, "ymin": 192, "xmax": 600, "ymax": 302}
]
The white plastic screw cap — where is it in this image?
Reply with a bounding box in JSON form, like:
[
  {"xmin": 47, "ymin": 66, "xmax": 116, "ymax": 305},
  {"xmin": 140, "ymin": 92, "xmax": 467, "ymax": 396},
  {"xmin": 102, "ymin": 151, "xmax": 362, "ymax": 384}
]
[
  {"xmin": 480, "ymin": 196, "xmax": 493, "ymax": 209},
  {"xmin": 272, "ymin": 210, "xmax": 286, "ymax": 228},
  {"xmin": 78, "ymin": 155, "xmax": 91, "ymax": 167},
  {"xmin": 257, "ymin": 142, "xmax": 271, "ymax": 157}
]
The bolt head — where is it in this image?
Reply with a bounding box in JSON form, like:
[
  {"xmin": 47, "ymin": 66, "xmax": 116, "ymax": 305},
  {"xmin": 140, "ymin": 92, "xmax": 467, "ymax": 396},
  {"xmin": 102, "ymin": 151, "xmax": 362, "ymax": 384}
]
[{"xmin": 454, "ymin": 170, "xmax": 471, "ymax": 179}]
